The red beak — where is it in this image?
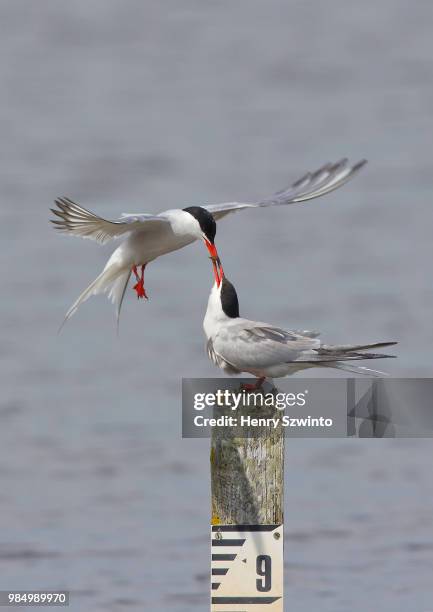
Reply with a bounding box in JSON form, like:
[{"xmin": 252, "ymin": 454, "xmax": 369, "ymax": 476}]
[{"xmin": 205, "ymin": 241, "xmax": 223, "ymax": 287}]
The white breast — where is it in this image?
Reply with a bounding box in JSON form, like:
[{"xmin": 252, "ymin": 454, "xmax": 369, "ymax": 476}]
[{"xmin": 125, "ymin": 209, "xmax": 200, "ymax": 264}]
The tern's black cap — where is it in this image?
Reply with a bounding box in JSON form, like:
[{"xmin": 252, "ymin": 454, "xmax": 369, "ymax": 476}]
[
  {"xmin": 183, "ymin": 206, "xmax": 216, "ymax": 244},
  {"xmin": 220, "ymin": 277, "xmax": 239, "ymax": 318}
]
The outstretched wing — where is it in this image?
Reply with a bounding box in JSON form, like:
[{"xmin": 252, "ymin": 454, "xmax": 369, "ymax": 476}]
[
  {"xmin": 204, "ymin": 158, "xmax": 367, "ymax": 220},
  {"xmin": 51, "ymin": 197, "xmax": 170, "ymax": 244}
]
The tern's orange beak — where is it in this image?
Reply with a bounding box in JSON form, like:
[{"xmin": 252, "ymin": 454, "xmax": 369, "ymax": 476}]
[{"xmin": 205, "ymin": 240, "xmax": 224, "ymax": 287}]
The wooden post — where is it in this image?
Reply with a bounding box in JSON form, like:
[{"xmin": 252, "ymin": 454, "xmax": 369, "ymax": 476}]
[{"xmin": 210, "ymin": 384, "xmax": 284, "ymax": 611}]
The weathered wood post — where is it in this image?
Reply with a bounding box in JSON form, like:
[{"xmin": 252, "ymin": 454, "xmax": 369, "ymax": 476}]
[{"xmin": 210, "ymin": 383, "xmax": 284, "ymax": 611}]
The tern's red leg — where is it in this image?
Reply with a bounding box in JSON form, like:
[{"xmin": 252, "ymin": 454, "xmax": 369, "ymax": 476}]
[
  {"xmin": 132, "ymin": 264, "xmax": 148, "ymax": 299},
  {"xmin": 240, "ymin": 377, "xmax": 266, "ymax": 391}
]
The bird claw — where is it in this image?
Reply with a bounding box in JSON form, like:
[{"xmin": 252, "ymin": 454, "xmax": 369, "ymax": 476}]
[
  {"xmin": 240, "ymin": 383, "xmax": 258, "ymax": 392},
  {"xmin": 240, "ymin": 378, "xmax": 265, "ymax": 392},
  {"xmin": 133, "ymin": 279, "xmax": 148, "ymax": 300}
]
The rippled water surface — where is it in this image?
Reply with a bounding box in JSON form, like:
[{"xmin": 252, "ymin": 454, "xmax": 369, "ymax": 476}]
[{"xmin": 1, "ymin": 1, "xmax": 433, "ymax": 610}]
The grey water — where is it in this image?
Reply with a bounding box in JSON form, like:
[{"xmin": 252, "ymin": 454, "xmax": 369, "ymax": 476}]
[{"xmin": 1, "ymin": 1, "xmax": 433, "ymax": 610}]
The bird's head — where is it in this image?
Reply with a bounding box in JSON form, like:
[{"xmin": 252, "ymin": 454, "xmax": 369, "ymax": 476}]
[
  {"xmin": 183, "ymin": 206, "xmax": 222, "ymax": 286},
  {"xmin": 206, "ymin": 274, "xmax": 239, "ymax": 321}
]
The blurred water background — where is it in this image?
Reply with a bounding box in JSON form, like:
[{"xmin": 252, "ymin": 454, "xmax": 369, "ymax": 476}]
[{"xmin": 1, "ymin": 1, "xmax": 433, "ymax": 610}]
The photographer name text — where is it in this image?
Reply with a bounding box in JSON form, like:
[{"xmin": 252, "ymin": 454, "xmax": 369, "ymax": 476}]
[{"xmin": 194, "ymin": 415, "xmax": 333, "ymax": 429}]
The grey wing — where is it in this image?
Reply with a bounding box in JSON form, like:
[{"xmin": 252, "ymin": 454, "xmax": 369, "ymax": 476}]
[
  {"xmin": 207, "ymin": 338, "xmax": 241, "ymax": 374},
  {"xmin": 213, "ymin": 322, "xmax": 396, "ymax": 371},
  {"xmin": 291, "ymin": 329, "xmax": 320, "ymax": 339},
  {"xmin": 204, "ymin": 158, "xmax": 367, "ymax": 220},
  {"xmin": 51, "ymin": 197, "xmax": 170, "ymax": 244},
  {"xmin": 212, "ymin": 322, "xmax": 322, "ymax": 371}
]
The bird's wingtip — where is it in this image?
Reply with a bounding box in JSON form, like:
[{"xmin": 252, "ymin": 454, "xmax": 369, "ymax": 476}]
[{"xmin": 353, "ymin": 158, "xmax": 368, "ymax": 171}]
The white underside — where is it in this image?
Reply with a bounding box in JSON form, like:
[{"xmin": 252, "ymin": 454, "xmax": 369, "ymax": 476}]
[{"xmin": 62, "ymin": 209, "xmax": 203, "ymax": 326}]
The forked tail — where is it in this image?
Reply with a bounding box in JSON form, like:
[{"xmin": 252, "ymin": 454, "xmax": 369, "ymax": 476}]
[
  {"xmin": 333, "ymin": 363, "xmax": 390, "ymax": 377},
  {"xmin": 318, "ymin": 341, "xmax": 398, "ymax": 376},
  {"xmin": 59, "ymin": 265, "xmax": 131, "ymax": 332}
]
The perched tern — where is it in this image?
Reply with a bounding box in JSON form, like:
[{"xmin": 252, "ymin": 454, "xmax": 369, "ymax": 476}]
[
  {"xmin": 51, "ymin": 158, "xmax": 366, "ymax": 327},
  {"xmin": 203, "ymin": 268, "xmax": 397, "ymax": 386}
]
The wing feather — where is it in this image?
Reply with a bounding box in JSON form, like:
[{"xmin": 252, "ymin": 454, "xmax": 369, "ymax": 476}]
[
  {"xmin": 50, "ymin": 197, "xmax": 169, "ymax": 244},
  {"xmin": 212, "ymin": 322, "xmax": 321, "ymax": 371},
  {"xmin": 204, "ymin": 158, "xmax": 367, "ymax": 220},
  {"xmin": 212, "ymin": 321, "xmax": 395, "ymax": 372}
]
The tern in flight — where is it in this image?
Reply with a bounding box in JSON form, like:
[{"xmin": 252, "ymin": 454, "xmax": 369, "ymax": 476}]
[
  {"xmin": 51, "ymin": 158, "xmax": 366, "ymax": 327},
  {"xmin": 203, "ymin": 266, "xmax": 397, "ymax": 387}
]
